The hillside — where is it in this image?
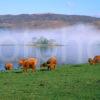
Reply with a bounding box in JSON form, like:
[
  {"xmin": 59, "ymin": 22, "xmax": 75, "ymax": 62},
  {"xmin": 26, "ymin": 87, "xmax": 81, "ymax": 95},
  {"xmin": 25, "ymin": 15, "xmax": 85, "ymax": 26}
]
[{"xmin": 0, "ymin": 13, "xmax": 100, "ymax": 30}]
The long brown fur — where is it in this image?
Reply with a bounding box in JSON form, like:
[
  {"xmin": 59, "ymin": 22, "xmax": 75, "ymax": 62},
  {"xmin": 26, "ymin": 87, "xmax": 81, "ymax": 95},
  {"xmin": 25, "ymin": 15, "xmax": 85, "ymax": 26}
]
[{"xmin": 20, "ymin": 58, "xmax": 38, "ymax": 72}]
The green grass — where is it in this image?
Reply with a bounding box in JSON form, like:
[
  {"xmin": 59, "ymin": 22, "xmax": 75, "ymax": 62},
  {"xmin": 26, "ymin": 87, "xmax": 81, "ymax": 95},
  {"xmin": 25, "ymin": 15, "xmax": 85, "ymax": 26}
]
[{"xmin": 0, "ymin": 64, "xmax": 100, "ymax": 100}]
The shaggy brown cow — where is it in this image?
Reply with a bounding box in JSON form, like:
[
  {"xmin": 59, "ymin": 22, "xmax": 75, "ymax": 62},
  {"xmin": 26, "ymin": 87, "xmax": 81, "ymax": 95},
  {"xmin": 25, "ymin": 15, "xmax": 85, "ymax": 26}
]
[
  {"xmin": 22, "ymin": 58, "xmax": 38, "ymax": 72},
  {"xmin": 88, "ymin": 56, "xmax": 100, "ymax": 65},
  {"xmin": 5, "ymin": 63, "xmax": 13, "ymax": 70},
  {"xmin": 47, "ymin": 56, "xmax": 57, "ymax": 70}
]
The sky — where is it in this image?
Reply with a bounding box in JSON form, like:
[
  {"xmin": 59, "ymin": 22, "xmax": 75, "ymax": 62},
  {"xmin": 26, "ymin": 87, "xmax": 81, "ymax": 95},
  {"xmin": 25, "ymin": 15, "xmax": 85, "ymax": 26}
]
[{"xmin": 0, "ymin": 0, "xmax": 100, "ymax": 17}]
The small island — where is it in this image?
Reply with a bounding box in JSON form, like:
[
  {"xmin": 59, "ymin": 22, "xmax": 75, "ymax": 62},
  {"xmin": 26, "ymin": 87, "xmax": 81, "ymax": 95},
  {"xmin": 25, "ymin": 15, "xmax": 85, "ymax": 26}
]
[{"xmin": 28, "ymin": 37, "xmax": 63, "ymax": 47}]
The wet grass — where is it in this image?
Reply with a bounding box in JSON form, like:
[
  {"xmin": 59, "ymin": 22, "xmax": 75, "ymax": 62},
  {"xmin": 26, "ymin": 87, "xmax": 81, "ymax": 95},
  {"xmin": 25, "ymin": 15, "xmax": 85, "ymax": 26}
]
[{"xmin": 0, "ymin": 64, "xmax": 100, "ymax": 100}]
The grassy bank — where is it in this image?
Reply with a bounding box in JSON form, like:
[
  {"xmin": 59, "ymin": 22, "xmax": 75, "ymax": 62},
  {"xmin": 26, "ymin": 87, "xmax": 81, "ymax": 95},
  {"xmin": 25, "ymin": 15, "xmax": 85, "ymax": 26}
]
[{"xmin": 0, "ymin": 64, "xmax": 100, "ymax": 100}]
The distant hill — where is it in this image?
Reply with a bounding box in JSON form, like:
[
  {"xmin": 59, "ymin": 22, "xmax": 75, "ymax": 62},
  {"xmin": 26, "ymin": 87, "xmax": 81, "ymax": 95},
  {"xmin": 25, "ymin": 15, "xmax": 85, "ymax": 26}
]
[{"xmin": 0, "ymin": 13, "xmax": 100, "ymax": 30}]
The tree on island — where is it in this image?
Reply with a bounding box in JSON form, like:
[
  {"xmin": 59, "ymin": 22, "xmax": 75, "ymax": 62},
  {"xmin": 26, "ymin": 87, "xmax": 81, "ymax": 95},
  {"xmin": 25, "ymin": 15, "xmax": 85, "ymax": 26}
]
[{"xmin": 32, "ymin": 36, "xmax": 57, "ymax": 45}]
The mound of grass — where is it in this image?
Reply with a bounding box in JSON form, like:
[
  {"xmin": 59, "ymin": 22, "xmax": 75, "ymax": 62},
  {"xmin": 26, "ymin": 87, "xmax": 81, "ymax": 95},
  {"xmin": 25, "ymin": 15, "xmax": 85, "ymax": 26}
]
[{"xmin": 0, "ymin": 64, "xmax": 100, "ymax": 100}]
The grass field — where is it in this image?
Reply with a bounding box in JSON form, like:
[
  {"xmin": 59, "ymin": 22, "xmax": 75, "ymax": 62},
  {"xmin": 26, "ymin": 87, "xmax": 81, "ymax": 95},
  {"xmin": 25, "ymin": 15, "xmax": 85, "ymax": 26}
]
[{"xmin": 0, "ymin": 64, "xmax": 100, "ymax": 100}]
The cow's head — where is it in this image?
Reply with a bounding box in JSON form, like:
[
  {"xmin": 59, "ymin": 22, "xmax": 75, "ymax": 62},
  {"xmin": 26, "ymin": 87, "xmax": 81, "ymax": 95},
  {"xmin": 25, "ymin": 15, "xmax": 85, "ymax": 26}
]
[
  {"xmin": 18, "ymin": 58, "xmax": 26, "ymax": 67},
  {"xmin": 88, "ymin": 58, "xmax": 95, "ymax": 65}
]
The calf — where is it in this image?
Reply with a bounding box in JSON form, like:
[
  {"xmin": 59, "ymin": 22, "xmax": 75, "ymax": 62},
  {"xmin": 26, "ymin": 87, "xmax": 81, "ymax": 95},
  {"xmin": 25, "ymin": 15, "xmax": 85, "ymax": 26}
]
[{"xmin": 5, "ymin": 63, "xmax": 13, "ymax": 70}]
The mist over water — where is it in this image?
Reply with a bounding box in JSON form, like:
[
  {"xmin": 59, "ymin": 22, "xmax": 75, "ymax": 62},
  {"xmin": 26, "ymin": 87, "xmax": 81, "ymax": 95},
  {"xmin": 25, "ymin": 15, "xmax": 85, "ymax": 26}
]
[
  {"xmin": 0, "ymin": 24, "xmax": 100, "ymax": 70},
  {"xmin": 0, "ymin": 24, "xmax": 100, "ymax": 45}
]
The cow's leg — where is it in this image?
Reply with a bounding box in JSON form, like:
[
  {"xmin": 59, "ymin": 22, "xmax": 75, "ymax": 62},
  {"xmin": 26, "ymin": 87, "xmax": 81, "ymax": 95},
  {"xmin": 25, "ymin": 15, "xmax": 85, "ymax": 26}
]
[
  {"xmin": 53, "ymin": 64, "xmax": 56, "ymax": 69},
  {"xmin": 50, "ymin": 64, "xmax": 55, "ymax": 70},
  {"xmin": 47, "ymin": 65, "xmax": 51, "ymax": 71},
  {"xmin": 54, "ymin": 65, "xmax": 56, "ymax": 69},
  {"xmin": 47, "ymin": 63, "xmax": 52, "ymax": 71},
  {"xmin": 23, "ymin": 64, "xmax": 28, "ymax": 72},
  {"xmin": 23, "ymin": 67, "xmax": 27, "ymax": 72},
  {"xmin": 32, "ymin": 66, "xmax": 35, "ymax": 72}
]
